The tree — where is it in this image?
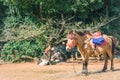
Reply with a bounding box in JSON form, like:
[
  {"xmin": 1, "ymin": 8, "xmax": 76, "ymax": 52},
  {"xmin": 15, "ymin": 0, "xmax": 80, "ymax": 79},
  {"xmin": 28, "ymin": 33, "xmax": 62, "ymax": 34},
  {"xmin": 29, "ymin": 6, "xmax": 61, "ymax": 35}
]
[{"xmin": 0, "ymin": 0, "xmax": 119, "ymax": 62}]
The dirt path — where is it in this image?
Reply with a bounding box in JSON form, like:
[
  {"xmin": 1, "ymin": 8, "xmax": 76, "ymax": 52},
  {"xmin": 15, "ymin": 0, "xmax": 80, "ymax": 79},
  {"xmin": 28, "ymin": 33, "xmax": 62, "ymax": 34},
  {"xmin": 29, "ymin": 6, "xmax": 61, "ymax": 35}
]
[{"xmin": 0, "ymin": 58, "xmax": 120, "ymax": 80}]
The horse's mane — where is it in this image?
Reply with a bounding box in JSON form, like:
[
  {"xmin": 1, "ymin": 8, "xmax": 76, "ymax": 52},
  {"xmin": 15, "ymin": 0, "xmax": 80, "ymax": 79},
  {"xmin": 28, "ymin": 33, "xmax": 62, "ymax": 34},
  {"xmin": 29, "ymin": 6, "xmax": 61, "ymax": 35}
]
[
  {"xmin": 68, "ymin": 30, "xmax": 85, "ymax": 36},
  {"xmin": 75, "ymin": 31, "xmax": 85, "ymax": 36},
  {"xmin": 83, "ymin": 30, "xmax": 92, "ymax": 36}
]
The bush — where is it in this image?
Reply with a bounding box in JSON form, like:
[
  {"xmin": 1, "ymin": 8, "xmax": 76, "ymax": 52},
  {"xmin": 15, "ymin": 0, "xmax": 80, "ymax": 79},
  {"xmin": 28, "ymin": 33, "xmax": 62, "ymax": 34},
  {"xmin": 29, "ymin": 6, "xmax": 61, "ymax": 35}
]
[{"xmin": 0, "ymin": 38, "xmax": 45, "ymax": 62}]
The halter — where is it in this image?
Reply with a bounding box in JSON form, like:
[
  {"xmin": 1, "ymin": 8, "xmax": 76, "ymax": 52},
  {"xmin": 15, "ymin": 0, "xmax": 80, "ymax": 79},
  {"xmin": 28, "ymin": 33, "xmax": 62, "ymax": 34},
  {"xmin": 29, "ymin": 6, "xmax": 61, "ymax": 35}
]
[
  {"xmin": 67, "ymin": 33, "xmax": 76, "ymax": 40},
  {"xmin": 66, "ymin": 33, "xmax": 77, "ymax": 48}
]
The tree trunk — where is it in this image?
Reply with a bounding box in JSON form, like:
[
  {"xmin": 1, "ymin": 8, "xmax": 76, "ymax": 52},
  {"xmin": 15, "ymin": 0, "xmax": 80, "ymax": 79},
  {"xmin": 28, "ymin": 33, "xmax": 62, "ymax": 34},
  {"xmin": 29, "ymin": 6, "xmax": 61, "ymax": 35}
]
[{"xmin": 40, "ymin": 2, "xmax": 43, "ymax": 22}]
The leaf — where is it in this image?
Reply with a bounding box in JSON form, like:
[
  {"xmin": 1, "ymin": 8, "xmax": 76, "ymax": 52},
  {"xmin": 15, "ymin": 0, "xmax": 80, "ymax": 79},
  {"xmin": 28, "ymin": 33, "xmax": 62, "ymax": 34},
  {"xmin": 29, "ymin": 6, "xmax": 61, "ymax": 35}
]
[{"xmin": 90, "ymin": 0, "xmax": 95, "ymax": 3}]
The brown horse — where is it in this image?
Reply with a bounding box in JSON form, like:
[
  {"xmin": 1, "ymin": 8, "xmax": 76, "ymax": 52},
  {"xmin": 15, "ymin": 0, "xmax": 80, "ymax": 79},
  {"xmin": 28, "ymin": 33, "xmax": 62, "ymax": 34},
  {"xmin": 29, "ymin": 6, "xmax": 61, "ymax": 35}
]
[{"xmin": 66, "ymin": 30, "xmax": 115, "ymax": 75}]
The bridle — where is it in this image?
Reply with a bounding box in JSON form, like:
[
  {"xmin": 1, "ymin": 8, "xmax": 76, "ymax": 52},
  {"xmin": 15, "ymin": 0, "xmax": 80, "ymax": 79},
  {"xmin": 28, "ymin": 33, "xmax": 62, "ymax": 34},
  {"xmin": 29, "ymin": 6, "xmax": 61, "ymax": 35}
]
[{"xmin": 67, "ymin": 33, "xmax": 88, "ymax": 49}]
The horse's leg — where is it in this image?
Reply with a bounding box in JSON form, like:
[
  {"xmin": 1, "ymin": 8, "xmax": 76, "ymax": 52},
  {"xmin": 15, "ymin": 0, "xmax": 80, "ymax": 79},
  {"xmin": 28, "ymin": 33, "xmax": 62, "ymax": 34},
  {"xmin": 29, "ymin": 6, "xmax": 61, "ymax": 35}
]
[
  {"xmin": 81, "ymin": 53, "xmax": 89, "ymax": 75},
  {"xmin": 102, "ymin": 53, "xmax": 108, "ymax": 72},
  {"xmin": 110, "ymin": 57, "xmax": 114, "ymax": 71},
  {"xmin": 82, "ymin": 60, "xmax": 88, "ymax": 75},
  {"xmin": 107, "ymin": 36, "xmax": 115, "ymax": 71},
  {"xmin": 107, "ymin": 51, "xmax": 114, "ymax": 71},
  {"xmin": 109, "ymin": 40, "xmax": 115, "ymax": 71}
]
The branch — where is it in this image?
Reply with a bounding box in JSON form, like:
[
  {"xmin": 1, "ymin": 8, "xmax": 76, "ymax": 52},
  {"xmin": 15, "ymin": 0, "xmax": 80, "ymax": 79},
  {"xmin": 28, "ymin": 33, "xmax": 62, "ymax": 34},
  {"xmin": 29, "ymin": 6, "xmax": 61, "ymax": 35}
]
[
  {"xmin": 95, "ymin": 16, "xmax": 119, "ymax": 28},
  {"xmin": 1, "ymin": 26, "xmax": 45, "ymax": 42},
  {"xmin": 65, "ymin": 13, "xmax": 76, "ymax": 22},
  {"xmin": 86, "ymin": 16, "xmax": 120, "ymax": 32}
]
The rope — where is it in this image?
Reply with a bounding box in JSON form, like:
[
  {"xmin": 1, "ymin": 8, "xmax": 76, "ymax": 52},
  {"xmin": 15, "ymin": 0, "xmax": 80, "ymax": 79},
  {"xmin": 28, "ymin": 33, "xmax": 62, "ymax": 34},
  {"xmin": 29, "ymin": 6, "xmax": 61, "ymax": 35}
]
[
  {"xmin": 72, "ymin": 52, "xmax": 77, "ymax": 73},
  {"xmin": 73, "ymin": 60, "xmax": 77, "ymax": 73}
]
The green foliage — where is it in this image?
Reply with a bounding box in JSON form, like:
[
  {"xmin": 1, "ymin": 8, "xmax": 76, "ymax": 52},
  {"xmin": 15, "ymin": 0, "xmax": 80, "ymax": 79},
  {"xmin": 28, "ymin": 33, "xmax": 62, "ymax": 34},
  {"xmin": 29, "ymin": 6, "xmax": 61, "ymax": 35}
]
[
  {"xmin": 1, "ymin": 38, "xmax": 45, "ymax": 62},
  {"xmin": 110, "ymin": 0, "xmax": 120, "ymax": 16},
  {"xmin": 1, "ymin": 0, "xmax": 105, "ymax": 28},
  {"xmin": 0, "ymin": 0, "xmax": 119, "ymax": 62},
  {"xmin": 0, "ymin": 1, "xmax": 7, "ymax": 28}
]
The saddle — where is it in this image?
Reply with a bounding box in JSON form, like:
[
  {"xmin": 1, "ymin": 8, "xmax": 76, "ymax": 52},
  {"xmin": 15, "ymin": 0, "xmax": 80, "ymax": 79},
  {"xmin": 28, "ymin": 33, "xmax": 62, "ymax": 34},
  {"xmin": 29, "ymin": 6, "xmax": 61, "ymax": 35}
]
[{"xmin": 92, "ymin": 31, "xmax": 107, "ymax": 46}]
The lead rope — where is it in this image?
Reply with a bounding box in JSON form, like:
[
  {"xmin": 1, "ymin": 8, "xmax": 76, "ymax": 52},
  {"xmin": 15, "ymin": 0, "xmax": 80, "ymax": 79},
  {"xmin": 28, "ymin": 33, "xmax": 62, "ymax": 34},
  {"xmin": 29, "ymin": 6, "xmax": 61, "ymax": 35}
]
[
  {"xmin": 73, "ymin": 60, "xmax": 77, "ymax": 73},
  {"xmin": 72, "ymin": 52, "xmax": 77, "ymax": 73}
]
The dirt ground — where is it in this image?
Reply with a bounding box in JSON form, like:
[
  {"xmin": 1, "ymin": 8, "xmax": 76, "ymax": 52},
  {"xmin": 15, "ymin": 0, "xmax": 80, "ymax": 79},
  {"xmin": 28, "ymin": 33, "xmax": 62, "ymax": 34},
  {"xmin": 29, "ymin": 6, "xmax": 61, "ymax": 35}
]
[{"xmin": 0, "ymin": 58, "xmax": 120, "ymax": 80}]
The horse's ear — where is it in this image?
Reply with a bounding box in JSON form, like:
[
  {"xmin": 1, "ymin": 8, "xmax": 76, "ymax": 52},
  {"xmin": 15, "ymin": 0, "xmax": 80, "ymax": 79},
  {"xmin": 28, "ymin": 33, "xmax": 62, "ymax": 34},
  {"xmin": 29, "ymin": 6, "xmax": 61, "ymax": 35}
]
[
  {"xmin": 68, "ymin": 30, "xmax": 73, "ymax": 34},
  {"xmin": 73, "ymin": 30, "xmax": 77, "ymax": 34},
  {"xmin": 83, "ymin": 30, "xmax": 89, "ymax": 34}
]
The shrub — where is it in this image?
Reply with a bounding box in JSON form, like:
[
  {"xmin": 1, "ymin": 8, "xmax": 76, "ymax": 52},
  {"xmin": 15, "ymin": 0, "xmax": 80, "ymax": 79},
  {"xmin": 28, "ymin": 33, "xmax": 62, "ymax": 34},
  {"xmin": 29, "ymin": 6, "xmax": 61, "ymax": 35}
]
[{"xmin": 1, "ymin": 38, "xmax": 45, "ymax": 62}]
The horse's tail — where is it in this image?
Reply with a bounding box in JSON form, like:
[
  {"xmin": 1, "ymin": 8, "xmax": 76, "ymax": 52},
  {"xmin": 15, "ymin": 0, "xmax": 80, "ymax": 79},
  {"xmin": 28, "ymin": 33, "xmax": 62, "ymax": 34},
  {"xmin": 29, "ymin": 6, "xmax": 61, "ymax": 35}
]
[{"xmin": 111, "ymin": 38, "xmax": 116, "ymax": 54}]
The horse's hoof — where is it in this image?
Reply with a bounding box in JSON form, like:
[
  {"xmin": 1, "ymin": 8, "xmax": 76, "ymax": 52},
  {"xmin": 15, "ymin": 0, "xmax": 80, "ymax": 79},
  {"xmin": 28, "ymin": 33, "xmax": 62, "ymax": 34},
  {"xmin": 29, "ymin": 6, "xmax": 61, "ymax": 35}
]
[
  {"xmin": 110, "ymin": 70, "xmax": 114, "ymax": 72},
  {"xmin": 102, "ymin": 69, "xmax": 106, "ymax": 72},
  {"xmin": 81, "ymin": 73, "xmax": 88, "ymax": 76},
  {"xmin": 102, "ymin": 68, "xmax": 107, "ymax": 72},
  {"xmin": 81, "ymin": 72, "xmax": 88, "ymax": 76},
  {"xmin": 110, "ymin": 68, "xmax": 114, "ymax": 72},
  {"xmin": 110, "ymin": 67, "xmax": 114, "ymax": 71}
]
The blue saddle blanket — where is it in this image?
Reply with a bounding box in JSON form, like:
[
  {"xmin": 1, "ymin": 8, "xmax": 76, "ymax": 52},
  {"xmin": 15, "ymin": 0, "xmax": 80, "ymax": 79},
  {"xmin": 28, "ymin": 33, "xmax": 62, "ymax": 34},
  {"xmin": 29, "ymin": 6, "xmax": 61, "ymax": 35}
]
[{"xmin": 92, "ymin": 37, "xmax": 105, "ymax": 45}]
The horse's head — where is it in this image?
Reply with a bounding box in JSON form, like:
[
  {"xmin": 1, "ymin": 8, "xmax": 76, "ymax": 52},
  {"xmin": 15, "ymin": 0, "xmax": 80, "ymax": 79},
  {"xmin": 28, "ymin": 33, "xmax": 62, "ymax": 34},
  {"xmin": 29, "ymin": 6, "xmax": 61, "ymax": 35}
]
[{"xmin": 66, "ymin": 30, "xmax": 77, "ymax": 51}]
